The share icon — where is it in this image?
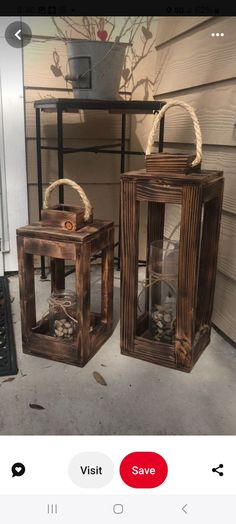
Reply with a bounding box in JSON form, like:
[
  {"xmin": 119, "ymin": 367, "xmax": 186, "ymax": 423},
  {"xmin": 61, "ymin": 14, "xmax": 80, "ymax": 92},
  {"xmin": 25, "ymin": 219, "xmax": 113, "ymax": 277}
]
[{"xmin": 212, "ymin": 464, "xmax": 224, "ymax": 476}]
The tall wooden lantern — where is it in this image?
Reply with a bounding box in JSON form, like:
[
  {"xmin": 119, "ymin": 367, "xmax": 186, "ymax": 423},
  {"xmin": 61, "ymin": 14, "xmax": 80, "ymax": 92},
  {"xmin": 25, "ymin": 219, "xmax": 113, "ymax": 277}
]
[
  {"xmin": 121, "ymin": 101, "xmax": 224, "ymax": 372},
  {"xmin": 17, "ymin": 179, "xmax": 114, "ymax": 367}
]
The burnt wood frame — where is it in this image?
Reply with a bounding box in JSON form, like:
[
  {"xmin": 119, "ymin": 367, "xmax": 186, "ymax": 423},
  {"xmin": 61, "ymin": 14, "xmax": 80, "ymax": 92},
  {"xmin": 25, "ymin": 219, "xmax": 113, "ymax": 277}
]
[
  {"xmin": 17, "ymin": 220, "xmax": 114, "ymax": 367},
  {"xmin": 120, "ymin": 169, "xmax": 224, "ymax": 372}
]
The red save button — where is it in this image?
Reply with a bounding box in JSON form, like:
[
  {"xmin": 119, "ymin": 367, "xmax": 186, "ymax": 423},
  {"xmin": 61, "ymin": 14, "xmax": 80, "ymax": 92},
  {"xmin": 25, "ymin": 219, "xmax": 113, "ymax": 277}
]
[{"xmin": 120, "ymin": 452, "xmax": 168, "ymax": 488}]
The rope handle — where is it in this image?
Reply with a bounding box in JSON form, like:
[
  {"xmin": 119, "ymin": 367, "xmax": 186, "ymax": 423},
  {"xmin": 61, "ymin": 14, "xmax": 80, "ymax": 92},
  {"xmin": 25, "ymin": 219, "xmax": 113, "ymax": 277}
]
[
  {"xmin": 146, "ymin": 100, "xmax": 202, "ymax": 167},
  {"xmin": 43, "ymin": 179, "xmax": 92, "ymax": 222}
]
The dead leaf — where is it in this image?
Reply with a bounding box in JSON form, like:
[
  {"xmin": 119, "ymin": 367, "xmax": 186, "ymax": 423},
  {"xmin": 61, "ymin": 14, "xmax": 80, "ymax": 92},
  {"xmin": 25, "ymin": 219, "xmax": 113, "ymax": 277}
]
[
  {"xmin": 142, "ymin": 26, "xmax": 153, "ymax": 39},
  {"xmin": 93, "ymin": 371, "xmax": 107, "ymax": 386},
  {"xmin": 29, "ymin": 403, "xmax": 45, "ymax": 410},
  {"xmin": 122, "ymin": 68, "xmax": 130, "ymax": 81},
  {"xmin": 2, "ymin": 377, "xmax": 16, "ymax": 383},
  {"xmin": 50, "ymin": 64, "xmax": 63, "ymax": 77}
]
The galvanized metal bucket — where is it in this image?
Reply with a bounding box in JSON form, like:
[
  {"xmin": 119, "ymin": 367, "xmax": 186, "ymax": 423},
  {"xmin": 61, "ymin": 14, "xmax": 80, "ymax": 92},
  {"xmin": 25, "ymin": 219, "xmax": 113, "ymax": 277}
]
[{"xmin": 65, "ymin": 39, "xmax": 129, "ymax": 100}]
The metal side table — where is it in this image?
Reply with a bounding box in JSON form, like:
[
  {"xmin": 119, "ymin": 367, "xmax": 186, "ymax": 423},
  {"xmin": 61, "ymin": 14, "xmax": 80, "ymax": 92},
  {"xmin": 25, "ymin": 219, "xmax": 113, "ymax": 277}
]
[{"xmin": 34, "ymin": 98, "xmax": 166, "ymax": 278}]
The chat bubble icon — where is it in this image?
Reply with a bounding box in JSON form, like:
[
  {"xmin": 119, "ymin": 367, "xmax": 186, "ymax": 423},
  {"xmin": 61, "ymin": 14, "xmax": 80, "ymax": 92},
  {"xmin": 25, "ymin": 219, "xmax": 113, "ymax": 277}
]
[{"xmin": 12, "ymin": 462, "xmax": 25, "ymax": 477}]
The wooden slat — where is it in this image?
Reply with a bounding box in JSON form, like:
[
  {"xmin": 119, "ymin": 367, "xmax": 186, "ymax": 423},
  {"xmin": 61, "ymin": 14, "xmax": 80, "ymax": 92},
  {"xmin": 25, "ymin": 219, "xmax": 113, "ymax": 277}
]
[
  {"xmin": 138, "ymin": 201, "xmax": 148, "ymax": 261},
  {"xmin": 17, "ymin": 220, "xmax": 112, "ymax": 242},
  {"xmin": 146, "ymin": 152, "xmax": 195, "ymax": 173},
  {"xmin": 153, "ymin": 80, "xmax": 236, "ymax": 147},
  {"xmin": 17, "ymin": 236, "xmax": 36, "ymax": 341},
  {"xmin": 91, "ymin": 229, "xmax": 111, "ymax": 255},
  {"xmin": 120, "ymin": 179, "xmax": 139, "ymax": 352},
  {"xmin": 147, "ymin": 203, "xmax": 165, "ymax": 244},
  {"xmin": 133, "ymin": 333, "xmax": 210, "ymax": 373},
  {"xmin": 203, "ymin": 179, "xmax": 224, "ymax": 202},
  {"xmin": 176, "ymin": 185, "xmax": 202, "ymax": 366},
  {"xmin": 90, "ymin": 323, "xmax": 110, "ymax": 355},
  {"xmin": 23, "ymin": 237, "xmax": 76, "ymax": 259},
  {"xmin": 134, "ymin": 336, "xmax": 176, "ymax": 366},
  {"xmin": 75, "ymin": 243, "xmax": 91, "ymax": 363},
  {"xmin": 137, "ymin": 180, "xmax": 182, "ymax": 203},
  {"xmin": 41, "ymin": 205, "xmax": 93, "ymax": 231},
  {"xmin": 101, "ymin": 227, "xmax": 114, "ymax": 329},
  {"xmin": 24, "ymin": 332, "xmax": 78, "ymax": 364},
  {"xmin": 196, "ymin": 179, "xmax": 224, "ymax": 328},
  {"xmin": 156, "ymin": 16, "xmax": 213, "ymax": 46},
  {"xmin": 155, "ymin": 17, "xmax": 236, "ymax": 94},
  {"xmin": 212, "ymin": 272, "xmax": 236, "ymax": 342},
  {"xmin": 122, "ymin": 169, "xmax": 221, "ymax": 184}
]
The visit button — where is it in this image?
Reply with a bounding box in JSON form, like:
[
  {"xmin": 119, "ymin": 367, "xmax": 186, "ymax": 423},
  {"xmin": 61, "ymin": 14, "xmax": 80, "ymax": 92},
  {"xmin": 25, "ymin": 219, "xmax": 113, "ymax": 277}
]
[{"xmin": 120, "ymin": 452, "xmax": 168, "ymax": 488}]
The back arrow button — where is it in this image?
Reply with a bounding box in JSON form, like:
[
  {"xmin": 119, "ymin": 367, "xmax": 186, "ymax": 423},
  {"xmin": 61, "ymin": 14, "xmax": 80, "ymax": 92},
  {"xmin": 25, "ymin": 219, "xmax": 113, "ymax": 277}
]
[
  {"xmin": 182, "ymin": 504, "xmax": 188, "ymax": 514},
  {"xmin": 5, "ymin": 22, "xmax": 32, "ymax": 48},
  {"xmin": 15, "ymin": 29, "xmax": 21, "ymax": 41}
]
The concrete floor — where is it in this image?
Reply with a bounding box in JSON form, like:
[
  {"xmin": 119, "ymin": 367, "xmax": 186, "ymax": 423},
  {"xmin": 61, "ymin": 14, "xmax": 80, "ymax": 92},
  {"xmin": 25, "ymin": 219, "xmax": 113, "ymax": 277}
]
[{"xmin": 0, "ymin": 270, "xmax": 236, "ymax": 435}]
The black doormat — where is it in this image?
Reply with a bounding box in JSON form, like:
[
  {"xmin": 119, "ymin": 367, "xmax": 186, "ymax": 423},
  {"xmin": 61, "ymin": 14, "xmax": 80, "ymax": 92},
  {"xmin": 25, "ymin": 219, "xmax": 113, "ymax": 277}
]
[{"xmin": 0, "ymin": 277, "xmax": 17, "ymax": 376}]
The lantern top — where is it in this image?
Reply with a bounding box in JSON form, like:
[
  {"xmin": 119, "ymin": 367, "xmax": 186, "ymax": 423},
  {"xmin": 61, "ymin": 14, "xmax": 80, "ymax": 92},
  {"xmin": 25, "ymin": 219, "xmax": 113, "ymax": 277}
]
[
  {"xmin": 121, "ymin": 169, "xmax": 223, "ymax": 186},
  {"xmin": 17, "ymin": 219, "xmax": 113, "ymax": 243}
]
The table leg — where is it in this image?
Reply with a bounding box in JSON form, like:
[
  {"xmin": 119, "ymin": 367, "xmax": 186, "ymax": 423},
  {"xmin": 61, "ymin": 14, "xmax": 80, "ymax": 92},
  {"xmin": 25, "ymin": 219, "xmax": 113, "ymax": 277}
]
[
  {"xmin": 159, "ymin": 113, "xmax": 165, "ymax": 152},
  {"xmin": 57, "ymin": 106, "xmax": 64, "ymax": 204},
  {"xmin": 50, "ymin": 258, "xmax": 65, "ymax": 293},
  {"xmin": 117, "ymin": 113, "xmax": 126, "ymax": 271},
  {"xmin": 36, "ymin": 107, "xmax": 46, "ymax": 280}
]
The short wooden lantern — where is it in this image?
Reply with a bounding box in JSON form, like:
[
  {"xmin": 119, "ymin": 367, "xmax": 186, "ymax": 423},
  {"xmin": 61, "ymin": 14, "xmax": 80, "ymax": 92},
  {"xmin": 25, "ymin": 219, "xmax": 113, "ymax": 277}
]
[
  {"xmin": 17, "ymin": 179, "xmax": 114, "ymax": 367},
  {"xmin": 121, "ymin": 101, "xmax": 224, "ymax": 372}
]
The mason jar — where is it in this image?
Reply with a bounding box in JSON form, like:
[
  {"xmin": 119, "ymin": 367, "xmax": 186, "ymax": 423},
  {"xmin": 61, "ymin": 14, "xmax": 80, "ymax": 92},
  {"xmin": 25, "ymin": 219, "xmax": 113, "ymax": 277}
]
[
  {"xmin": 149, "ymin": 239, "xmax": 179, "ymax": 343},
  {"xmin": 48, "ymin": 290, "xmax": 78, "ymax": 339}
]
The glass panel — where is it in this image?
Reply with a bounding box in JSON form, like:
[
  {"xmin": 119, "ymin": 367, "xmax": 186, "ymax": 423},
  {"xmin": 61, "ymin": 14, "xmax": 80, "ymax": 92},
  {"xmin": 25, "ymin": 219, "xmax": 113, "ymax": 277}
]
[
  {"xmin": 149, "ymin": 239, "xmax": 179, "ymax": 344},
  {"xmin": 32, "ymin": 251, "xmax": 106, "ymax": 338},
  {"xmin": 33, "ymin": 256, "xmax": 50, "ymax": 325},
  {"xmin": 164, "ymin": 203, "xmax": 181, "ymax": 242},
  {"xmin": 33, "ymin": 257, "xmax": 78, "ymax": 340},
  {"xmin": 137, "ymin": 202, "xmax": 148, "ymax": 320},
  {"xmin": 48, "ymin": 289, "xmax": 77, "ymax": 340},
  {"xmin": 136, "ymin": 202, "xmax": 182, "ymax": 343}
]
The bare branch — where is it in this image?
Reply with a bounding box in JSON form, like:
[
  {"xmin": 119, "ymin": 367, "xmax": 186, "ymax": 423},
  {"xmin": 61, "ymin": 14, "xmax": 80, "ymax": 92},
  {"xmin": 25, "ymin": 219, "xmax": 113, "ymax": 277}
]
[
  {"xmin": 59, "ymin": 16, "xmax": 90, "ymax": 39},
  {"xmin": 51, "ymin": 17, "xmax": 67, "ymax": 39}
]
